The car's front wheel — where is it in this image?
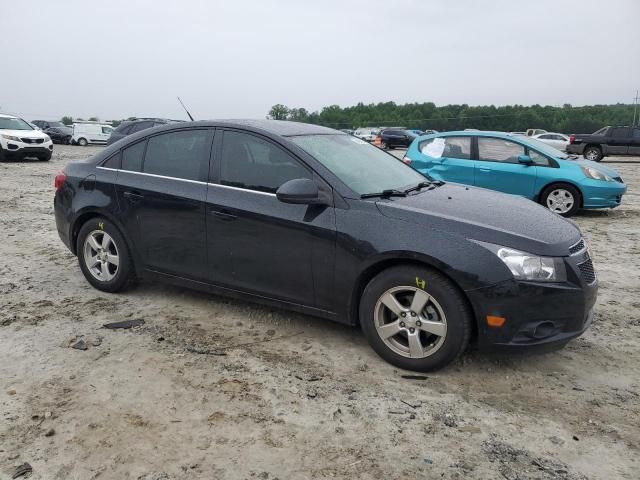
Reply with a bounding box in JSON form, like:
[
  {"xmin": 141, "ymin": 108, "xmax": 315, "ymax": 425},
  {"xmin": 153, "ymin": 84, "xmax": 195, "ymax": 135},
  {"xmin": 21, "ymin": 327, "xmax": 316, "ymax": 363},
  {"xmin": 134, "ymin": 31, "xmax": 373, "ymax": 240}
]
[
  {"xmin": 540, "ymin": 183, "xmax": 580, "ymax": 217},
  {"xmin": 360, "ymin": 265, "xmax": 471, "ymax": 372},
  {"xmin": 77, "ymin": 138, "xmax": 88, "ymax": 146},
  {"xmin": 77, "ymin": 217, "xmax": 134, "ymax": 292}
]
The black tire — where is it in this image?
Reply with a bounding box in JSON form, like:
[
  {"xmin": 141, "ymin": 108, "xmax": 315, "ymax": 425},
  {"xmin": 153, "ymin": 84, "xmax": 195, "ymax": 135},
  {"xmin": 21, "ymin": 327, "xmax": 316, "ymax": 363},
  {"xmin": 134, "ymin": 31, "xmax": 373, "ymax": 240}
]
[
  {"xmin": 360, "ymin": 265, "xmax": 472, "ymax": 372},
  {"xmin": 540, "ymin": 182, "xmax": 581, "ymax": 217},
  {"xmin": 583, "ymin": 145, "xmax": 602, "ymax": 162},
  {"xmin": 78, "ymin": 138, "xmax": 88, "ymax": 147},
  {"xmin": 0, "ymin": 147, "xmax": 5, "ymax": 162},
  {"xmin": 39, "ymin": 152, "xmax": 52, "ymax": 162},
  {"xmin": 77, "ymin": 217, "xmax": 134, "ymax": 293}
]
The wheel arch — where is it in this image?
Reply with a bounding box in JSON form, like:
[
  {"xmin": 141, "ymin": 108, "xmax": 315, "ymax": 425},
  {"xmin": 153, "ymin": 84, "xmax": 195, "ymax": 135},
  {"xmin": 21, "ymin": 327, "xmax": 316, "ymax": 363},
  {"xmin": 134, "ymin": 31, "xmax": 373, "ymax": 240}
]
[
  {"xmin": 70, "ymin": 210, "xmax": 137, "ymax": 263},
  {"xmin": 536, "ymin": 180, "xmax": 584, "ymax": 208},
  {"xmin": 349, "ymin": 255, "xmax": 479, "ymax": 343}
]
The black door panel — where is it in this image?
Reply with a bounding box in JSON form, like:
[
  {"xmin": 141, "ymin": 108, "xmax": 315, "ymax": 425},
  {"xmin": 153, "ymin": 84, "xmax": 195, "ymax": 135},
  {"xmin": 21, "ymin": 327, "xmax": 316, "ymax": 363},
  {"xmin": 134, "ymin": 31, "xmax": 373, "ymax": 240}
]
[
  {"xmin": 206, "ymin": 184, "xmax": 335, "ymax": 308},
  {"xmin": 115, "ymin": 171, "xmax": 208, "ymax": 280}
]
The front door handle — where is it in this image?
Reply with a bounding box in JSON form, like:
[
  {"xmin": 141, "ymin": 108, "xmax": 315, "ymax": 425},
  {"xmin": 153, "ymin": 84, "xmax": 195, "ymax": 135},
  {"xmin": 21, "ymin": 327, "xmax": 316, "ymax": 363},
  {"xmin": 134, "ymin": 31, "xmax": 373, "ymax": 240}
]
[
  {"xmin": 478, "ymin": 168, "xmax": 492, "ymax": 173},
  {"xmin": 123, "ymin": 191, "xmax": 144, "ymax": 203},
  {"xmin": 211, "ymin": 210, "xmax": 237, "ymax": 221}
]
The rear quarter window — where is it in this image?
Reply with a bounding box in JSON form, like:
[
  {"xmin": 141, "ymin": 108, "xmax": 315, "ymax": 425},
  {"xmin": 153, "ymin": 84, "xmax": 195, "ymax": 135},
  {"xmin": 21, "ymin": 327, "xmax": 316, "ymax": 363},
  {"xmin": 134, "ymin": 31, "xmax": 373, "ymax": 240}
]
[{"xmin": 121, "ymin": 140, "xmax": 146, "ymax": 172}]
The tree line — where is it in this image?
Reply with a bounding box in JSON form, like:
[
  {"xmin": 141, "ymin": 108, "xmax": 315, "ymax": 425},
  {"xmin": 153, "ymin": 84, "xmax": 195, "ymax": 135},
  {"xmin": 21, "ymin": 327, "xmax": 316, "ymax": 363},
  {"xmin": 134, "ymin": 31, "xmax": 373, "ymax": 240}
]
[{"xmin": 267, "ymin": 102, "xmax": 637, "ymax": 134}]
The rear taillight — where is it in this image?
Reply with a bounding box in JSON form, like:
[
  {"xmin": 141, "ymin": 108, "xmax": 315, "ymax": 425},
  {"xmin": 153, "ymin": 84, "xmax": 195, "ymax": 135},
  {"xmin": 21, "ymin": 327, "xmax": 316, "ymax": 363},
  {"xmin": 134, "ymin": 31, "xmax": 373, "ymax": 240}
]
[
  {"xmin": 402, "ymin": 156, "xmax": 412, "ymax": 165},
  {"xmin": 54, "ymin": 171, "xmax": 67, "ymax": 191},
  {"xmin": 374, "ymin": 135, "xmax": 382, "ymax": 146},
  {"xmin": 569, "ymin": 134, "xmax": 575, "ymax": 144}
]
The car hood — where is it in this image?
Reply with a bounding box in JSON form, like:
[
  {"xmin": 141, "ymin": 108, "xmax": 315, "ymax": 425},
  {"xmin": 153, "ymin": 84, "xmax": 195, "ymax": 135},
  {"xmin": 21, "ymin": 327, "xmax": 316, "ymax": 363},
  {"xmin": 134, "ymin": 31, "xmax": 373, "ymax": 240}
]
[
  {"xmin": 572, "ymin": 159, "xmax": 621, "ymax": 178},
  {"xmin": 375, "ymin": 183, "xmax": 581, "ymax": 256},
  {"xmin": 0, "ymin": 129, "xmax": 48, "ymax": 139}
]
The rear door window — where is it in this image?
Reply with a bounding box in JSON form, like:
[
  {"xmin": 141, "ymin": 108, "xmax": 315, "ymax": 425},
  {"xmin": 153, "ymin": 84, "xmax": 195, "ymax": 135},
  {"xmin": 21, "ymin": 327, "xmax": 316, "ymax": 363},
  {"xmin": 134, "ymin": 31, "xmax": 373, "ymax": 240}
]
[
  {"xmin": 220, "ymin": 131, "xmax": 310, "ymax": 193},
  {"xmin": 420, "ymin": 136, "xmax": 471, "ymax": 159},
  {"xmin": 121, "ymin": 140, "xmax": 146, "ymax": 172},
  {"xmin": 142, "ymin": 129, "xmax": 211, "ymax": 181},
  {"xmin": 478, "ymin": 138, "xmax": 525, "ymax": 164},
  {"xmin": 610, "ymin": 127, "xmax": 631, "ymax": 137}
]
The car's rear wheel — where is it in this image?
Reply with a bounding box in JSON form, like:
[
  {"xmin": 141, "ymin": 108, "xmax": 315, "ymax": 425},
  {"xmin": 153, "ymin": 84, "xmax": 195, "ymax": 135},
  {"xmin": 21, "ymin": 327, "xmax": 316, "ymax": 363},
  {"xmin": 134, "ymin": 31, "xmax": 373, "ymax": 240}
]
[
  {"xmin": 77, "ymin": 138, "xmax": 88, "ymax": 146},
  {"xmin": 583, "ymin": 146, "xmax": 602, "ymax": 162},
  {"xmin": 77, "ymin": 217, "xmax": 133, "ymax": 292},
  {"xmin": 540, "ymin": 183, "xmax": 580, "ymax": 217},
  {"xmin": 360, "ymin": 265, "xmax": 471, "ymax": 372}
]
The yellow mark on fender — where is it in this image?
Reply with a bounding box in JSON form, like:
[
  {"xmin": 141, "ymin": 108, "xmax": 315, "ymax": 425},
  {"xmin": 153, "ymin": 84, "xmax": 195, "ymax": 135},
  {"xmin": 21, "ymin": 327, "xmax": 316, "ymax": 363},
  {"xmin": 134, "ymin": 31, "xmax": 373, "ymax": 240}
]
[
  {"xmin": 415, "ymin": 277, "xmax": 426, "ymax": 289},
  {"xmin": 98, "ymin": 222, "xmax": 104, "ymax": 230}
]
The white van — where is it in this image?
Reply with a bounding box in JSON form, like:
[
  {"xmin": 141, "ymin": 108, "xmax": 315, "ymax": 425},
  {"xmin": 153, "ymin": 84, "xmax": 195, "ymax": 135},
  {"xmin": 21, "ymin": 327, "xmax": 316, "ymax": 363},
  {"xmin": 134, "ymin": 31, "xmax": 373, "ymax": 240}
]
[{"xmin": 72, "ymin": 123, "xmax": 114, "ymax": 146}]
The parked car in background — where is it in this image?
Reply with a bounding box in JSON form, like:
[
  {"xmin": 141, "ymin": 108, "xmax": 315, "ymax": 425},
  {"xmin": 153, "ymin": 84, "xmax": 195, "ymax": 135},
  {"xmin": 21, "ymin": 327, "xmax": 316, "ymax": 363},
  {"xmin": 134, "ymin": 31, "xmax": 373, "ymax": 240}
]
[
  {"xmin": 566, "ymin": 126, "xmax": 640, "ymax": 162},
  {"xmin": 107, "ymin": 118, "xmax": 179, "ymax": 146},
  {"xmin": 54, "ymin": 120, "xmax": 596, "ymax": 371},
  {"xmin": 339, "ymin": 128, "xmax": 354, "ymax": 135},
  {"xmin": 375, "ymin": 128, "xmax": 414, "ymax": 149},
  {"xmin": 407, "ymin": 129, "xmax": 425, "ymax": 137},
  {"xmin": 0, "ymin": 113, "xmax": 53, "ymax": 161},
  {"xmin": 526, "ymin": 128, "xmax": 547, "ymax": 136},
  {"xmin": 404, "ymin": 131, "xmax": 626, "ymax": 216},
  {"xmin": 532, "ymin": 132, "xmax": 570, "ymax": 151},
  {"xmin": 72, "ymin": 122, "xmax": 114, "ymax": 146},
  {"xmin": 353, "ymin": 128, "xmax": 377, "ymax": 142},
  {"xmin": 32, "ymin": 120, "xmax": 66, "ymax": 130},
  {"xmin": 45, "ymin": 126, "xmax": 73, "ymax": 144}
]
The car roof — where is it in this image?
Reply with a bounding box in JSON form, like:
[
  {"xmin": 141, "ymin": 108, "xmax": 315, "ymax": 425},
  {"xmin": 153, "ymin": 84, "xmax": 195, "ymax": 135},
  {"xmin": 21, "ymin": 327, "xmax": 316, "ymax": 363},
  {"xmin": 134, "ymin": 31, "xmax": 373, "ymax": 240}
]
[
  {"xmin": 0, "ymin": 113, "xmax": 18, "ymax": 119},
  {"xmin": 210, "ymin": 119, "xmax": 340, "ymax": 136}
]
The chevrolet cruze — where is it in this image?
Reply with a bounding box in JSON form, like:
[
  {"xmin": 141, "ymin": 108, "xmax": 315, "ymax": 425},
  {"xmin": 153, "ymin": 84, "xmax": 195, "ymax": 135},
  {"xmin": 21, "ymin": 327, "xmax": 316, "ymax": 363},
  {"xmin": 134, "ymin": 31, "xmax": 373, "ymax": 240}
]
[{"xmin": 54, "ymin": 120, "xmax": 597, "ymax": 371}]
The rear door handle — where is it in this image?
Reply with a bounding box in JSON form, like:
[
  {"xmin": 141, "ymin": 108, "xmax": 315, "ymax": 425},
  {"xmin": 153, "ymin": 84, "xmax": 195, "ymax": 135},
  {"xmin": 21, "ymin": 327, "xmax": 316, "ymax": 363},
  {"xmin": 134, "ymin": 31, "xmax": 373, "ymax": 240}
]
[
  {"xmin": 478, "ymin": 168, "xmax": 492, "ymax": 173},
  {"xmin": 123, "ymin": 191, "xmax": 144, "ymax": 203},
  {"xmin": 210, "ymin": 209, "xmax": 237, "ymax": 221}
]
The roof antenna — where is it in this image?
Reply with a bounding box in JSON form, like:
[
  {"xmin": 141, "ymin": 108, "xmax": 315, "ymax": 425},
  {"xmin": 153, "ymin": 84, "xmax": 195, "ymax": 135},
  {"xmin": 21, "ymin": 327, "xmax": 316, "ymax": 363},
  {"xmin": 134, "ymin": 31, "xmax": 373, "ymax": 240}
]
[{"xmin": 177, "ymin": 96, "xmax": 195, "ymax": 121}]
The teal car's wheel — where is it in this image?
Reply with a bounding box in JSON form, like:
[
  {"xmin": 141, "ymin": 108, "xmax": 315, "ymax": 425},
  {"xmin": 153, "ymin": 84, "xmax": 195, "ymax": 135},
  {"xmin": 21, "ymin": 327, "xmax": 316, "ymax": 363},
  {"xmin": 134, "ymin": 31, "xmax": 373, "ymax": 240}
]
[{"xmin": 541, "ymin": 183, "xmax": 580, "ymax": 217}]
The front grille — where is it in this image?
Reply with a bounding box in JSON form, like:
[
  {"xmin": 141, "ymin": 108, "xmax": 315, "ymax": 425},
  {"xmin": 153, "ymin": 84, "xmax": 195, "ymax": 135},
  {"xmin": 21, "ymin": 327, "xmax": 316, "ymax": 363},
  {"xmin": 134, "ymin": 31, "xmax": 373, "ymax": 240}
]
[
  {"xmin": 20, "ymin": 138, "xmax": 44, "ymax": 144},
  {"xmin": 569, "ymin": 239, "xmax": 585, "ymax": 255},
  {"xmin": 578, "ymin": 259, "xmax": 596, "ymax": 284}
]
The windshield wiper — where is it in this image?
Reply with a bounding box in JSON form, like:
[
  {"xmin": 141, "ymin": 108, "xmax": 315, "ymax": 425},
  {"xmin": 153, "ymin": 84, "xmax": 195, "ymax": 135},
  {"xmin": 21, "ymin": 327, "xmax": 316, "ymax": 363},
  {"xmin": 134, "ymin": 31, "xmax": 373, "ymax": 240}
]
[{"xmin": 360, "ymin": 189, "xmax": 407, "ymax": 199}]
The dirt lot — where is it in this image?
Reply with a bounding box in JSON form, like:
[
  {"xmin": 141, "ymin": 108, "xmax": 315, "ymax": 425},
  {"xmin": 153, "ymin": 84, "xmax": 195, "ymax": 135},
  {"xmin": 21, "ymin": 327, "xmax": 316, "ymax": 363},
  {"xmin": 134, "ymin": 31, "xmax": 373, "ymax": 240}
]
[{"xmin": 1, "ymin": 145, "xmax": 639, "ymax": 480}]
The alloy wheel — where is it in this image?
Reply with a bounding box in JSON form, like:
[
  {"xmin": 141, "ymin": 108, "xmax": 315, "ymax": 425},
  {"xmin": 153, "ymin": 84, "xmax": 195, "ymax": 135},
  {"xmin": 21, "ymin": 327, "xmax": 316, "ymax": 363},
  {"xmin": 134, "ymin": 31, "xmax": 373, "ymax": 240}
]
[
  {"xmin": 83, "ymin": 230, "xmax": 119, "ymax": 282},
  {"xmin": 546, "ymin": 188, "xmax": 575, "ymax": 214},
  {"xmin": 374, "ymin": 286, "xmax": 447, "ymax": 359},
  {"xmin": 584, "ymin": 149, "xmax": 599, "ymax": 161}
]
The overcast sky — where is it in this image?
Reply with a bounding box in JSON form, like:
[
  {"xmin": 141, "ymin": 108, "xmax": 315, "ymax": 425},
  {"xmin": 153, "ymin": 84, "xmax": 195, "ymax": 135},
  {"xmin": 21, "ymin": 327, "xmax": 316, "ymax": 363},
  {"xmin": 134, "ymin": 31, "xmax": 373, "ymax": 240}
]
[{"xmin": 2, "ymin": 0, "xmax": 639, "ymax": 121}]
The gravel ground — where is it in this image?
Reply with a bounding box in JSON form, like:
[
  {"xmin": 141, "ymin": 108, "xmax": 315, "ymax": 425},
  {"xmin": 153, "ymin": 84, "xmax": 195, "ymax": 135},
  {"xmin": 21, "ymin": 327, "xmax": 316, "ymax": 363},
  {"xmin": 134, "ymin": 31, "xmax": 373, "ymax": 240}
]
[{"xmin": 1, "ymin": 145, "xmax": 639, "ymax": 479}]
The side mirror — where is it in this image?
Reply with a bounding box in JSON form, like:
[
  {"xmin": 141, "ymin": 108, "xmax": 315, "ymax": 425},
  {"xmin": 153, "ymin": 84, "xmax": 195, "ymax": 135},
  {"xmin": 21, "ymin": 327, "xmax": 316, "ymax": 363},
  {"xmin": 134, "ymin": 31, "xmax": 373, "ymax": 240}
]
[
  {"xmin": 518, "ymin": 155, "xmax": 533, "ymax": 165},
  {"xmin": 276, "ymin": 178, "xmax": 327, "ymax": 205}
]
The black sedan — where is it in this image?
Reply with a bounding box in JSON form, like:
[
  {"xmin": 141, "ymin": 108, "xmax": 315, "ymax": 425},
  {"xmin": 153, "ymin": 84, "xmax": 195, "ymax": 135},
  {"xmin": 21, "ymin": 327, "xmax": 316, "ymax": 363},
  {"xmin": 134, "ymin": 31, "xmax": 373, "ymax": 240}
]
[
  {"xmin": 54, "ymin": 120, "xmax": 596, "ymax": 371},
  {"xmin": 45, "ymin": 126, "xmax": 72, "ymax": 144}
]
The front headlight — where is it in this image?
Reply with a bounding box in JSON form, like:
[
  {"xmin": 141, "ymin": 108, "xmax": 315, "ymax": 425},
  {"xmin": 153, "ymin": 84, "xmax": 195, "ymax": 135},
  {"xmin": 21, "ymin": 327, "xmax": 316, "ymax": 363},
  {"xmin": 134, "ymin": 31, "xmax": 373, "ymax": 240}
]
[
  {"xmin": 581, "ymin": 166, "xmax": 613, "ymax": 182},
  {"xmin": 43, "ymin": 135, "xmax": 51, "ymax": 142},
  {"xmin": 1, "ymin": 134, "xmax": 21, "ymax": 142},
  {"xmin": 478, "ymin": 242, "xmax": 566, "ymax": 282}
]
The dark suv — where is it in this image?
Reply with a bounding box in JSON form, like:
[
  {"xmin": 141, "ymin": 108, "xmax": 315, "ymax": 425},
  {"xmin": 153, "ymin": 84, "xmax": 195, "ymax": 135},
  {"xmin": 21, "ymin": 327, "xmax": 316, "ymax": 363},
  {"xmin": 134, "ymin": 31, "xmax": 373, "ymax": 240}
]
[
  {"xmin": 566, "ymin": 126, "xmax": 640, "ymax": 161},
  {"xmin": 107, "ymin": 119, "xmax": 178, "ymax": 146},
  {"xmin": 376, "ymin": 129, "xmax": 414, "ymax": 149},
  {"xmin": 32, "ymin": 120, "xmax": 66, "ymax": 130},
  {"xmin": 54, "ymin": 120, "xmax": 596, "ymax": 371}
]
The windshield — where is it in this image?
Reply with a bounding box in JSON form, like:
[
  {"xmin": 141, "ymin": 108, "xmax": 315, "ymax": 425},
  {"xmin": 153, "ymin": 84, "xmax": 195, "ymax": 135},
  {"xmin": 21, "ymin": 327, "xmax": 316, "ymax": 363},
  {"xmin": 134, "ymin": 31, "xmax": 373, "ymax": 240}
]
[
  {"xmin": 524, "ymin": 137, "xmax": 568, "ymax": 159},
  {"xmin": 0, "ymin": 117, "xmax": 33, "ymax": 130},
  {"xmin": 290, "ymin": 134, "xmax": 428, "ymax": 195}
]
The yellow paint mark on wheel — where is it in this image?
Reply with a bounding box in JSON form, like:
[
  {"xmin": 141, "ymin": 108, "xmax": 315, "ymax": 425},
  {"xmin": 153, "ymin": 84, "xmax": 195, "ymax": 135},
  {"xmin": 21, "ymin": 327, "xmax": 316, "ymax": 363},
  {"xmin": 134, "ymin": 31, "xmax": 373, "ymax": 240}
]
[
  {"xmin": 98, "ymin": 222, "xmax": 104, "ymax": 230},
  {"xmin": 415, "ymin": 277, "xmax": 426, "ymax": 289}
]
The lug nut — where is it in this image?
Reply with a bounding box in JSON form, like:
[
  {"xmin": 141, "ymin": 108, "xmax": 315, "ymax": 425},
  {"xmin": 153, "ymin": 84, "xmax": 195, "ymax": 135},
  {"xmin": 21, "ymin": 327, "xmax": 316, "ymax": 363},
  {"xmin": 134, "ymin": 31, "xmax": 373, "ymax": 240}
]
[
  {"xmin": 409, "ymin": 328, "xmax": 415, "ymax": 333},
  {"xmin": 400, "ymin": 312, "xmax": 407, "ymax": 318},
  {"xmin": 416, "ymin": 320, "xmax": 422, "ymax": 327},
  {"xmin": 400, "ymin": 322, "xmax": 405, "ymax": 328},
  {"xmin": 410, "ymin": 311, "xmax": 416, "ymax": 317}
]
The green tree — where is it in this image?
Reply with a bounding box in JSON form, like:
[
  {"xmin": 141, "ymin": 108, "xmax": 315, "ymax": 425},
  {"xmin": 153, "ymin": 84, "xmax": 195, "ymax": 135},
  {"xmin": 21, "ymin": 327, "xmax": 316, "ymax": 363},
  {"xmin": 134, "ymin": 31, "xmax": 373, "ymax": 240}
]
[
  {"xmin": 88, "ymin": 116, "xmax": 99, "ymax": 122},
  {"xmin": 268, "ymin": 104, "xmax": 290, "ymax": 120},
  {"xmin": 61, "ymin": 116, "xmax": 73, "ymax": 126}
]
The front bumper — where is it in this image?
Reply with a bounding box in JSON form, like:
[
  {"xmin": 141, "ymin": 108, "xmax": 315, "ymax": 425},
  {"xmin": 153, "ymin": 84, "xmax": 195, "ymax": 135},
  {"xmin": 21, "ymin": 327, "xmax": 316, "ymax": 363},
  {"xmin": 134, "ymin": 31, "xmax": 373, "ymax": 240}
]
[
  {"xmin": 466, "ymin": 251, "xmax": 597, "ymax": 348},
  {"xmin": 2, "ymin": 141, "xmax": 53, "ymax": 158},
  {"xmin": 580, "ymin": 179, "xmax": 626, "ymax": 209}
]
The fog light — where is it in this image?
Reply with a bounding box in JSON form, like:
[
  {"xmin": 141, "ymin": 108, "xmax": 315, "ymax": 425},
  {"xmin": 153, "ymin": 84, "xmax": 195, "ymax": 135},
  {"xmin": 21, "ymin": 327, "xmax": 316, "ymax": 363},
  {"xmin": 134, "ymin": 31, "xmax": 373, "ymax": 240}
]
[
  {"xmin": 487, "ymin": 315, "xmax": 506, "ymax": 327},
  {"xmin": 8, "ymin": 143, "xmax": 18, "ymax": 150}
]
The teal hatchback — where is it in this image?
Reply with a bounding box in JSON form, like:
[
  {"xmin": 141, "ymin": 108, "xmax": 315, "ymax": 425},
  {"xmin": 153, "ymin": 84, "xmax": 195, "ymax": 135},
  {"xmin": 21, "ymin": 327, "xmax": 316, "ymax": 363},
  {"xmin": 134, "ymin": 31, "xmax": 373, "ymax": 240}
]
[{"xmin": 404, "ymin": 131, "xmax": 626, "ymax": 216}]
